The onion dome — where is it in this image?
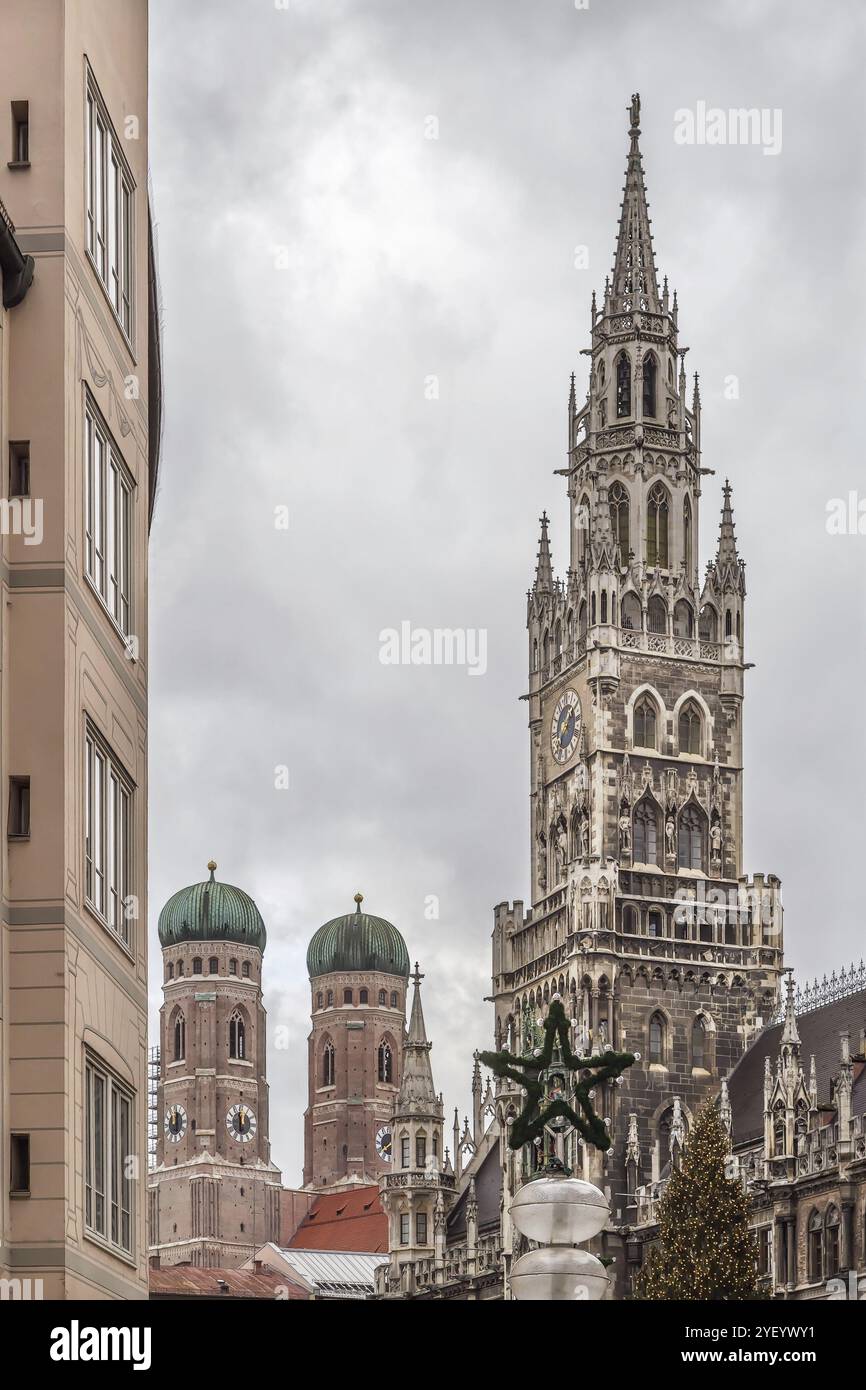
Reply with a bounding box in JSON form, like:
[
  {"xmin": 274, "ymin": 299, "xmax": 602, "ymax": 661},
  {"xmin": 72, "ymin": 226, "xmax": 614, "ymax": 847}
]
[
  {"xmin": 158, "ymin": 861, "xmax": 267, "ymax": 953},
  {"xmin": 307, "ymin": 893, "xmax": 410, "ymax": 979}
]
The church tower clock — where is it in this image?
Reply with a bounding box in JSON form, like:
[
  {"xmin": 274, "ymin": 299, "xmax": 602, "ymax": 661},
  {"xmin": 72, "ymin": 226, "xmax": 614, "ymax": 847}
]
[
  {"xmin": 147, "ymin": 863, "xmax": 282, "ymax": 1268},
  {"xmin": 304, "ymin": 894, "xmax": 410, "ymax": 1188},
  {"xmin": 490, "ymin": 95, "xmax": 784, "ymax": 1286}
]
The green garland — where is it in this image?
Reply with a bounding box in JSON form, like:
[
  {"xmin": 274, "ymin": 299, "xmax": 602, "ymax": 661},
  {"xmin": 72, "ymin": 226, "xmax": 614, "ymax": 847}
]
[{"xmin": 479, "ymin": 999, "xmax": 635, "ymax": 1152}]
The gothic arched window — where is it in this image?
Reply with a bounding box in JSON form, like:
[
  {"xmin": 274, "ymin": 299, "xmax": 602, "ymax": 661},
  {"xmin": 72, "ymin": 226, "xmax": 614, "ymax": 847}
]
[
  {"xmin": 621, "ymin": 591, "xmax": 641, "ymax": 631},
  {"xmin": 322, "ymin": 1040, "xmax": 335, "ymax": 1087},
  {"xmin": 683, "ymin": 495, "xmax": 692, "ymax": 574},
  {"xmin": 173, "ymin": 1011, "xmax": 185, "ymax": 1062},
  {"xmin": 633, "ymin": 797, "xmax": 660, "ymax": 865},
  {"xmin": 678, "ymin": 700, "xmax": 702, "ymax": 755},
  {"xmin": 577, "ymin": 494, "xmax": 591, "ymax": 564},
  {"xmin": 647, "ymin": 595, "xmax": 667, "ymax": 634},
  {"xmin": 678, "ymin": 804, "xmax": 706, "ymax": 871},
  {"xmin": 825, "ymin": 1207, "xmax": 840, "ymax": 1278},
  {"xmin": 622, "ymin": 903, "xmax": 638, "ymax": 934},
  {"xmin": 229, "ymin": 1009, "xmax": 246, "ymax": 1061},
  {"xmin": 359, "ymin": 988, "xmax": 368, "ymax": 1005},
  {"xmin": 699, "ymin": 604, "xmax": 718, "ymax": 642},
  {"xmin": 600, "ymin": 591, "xmax": 608, "ymax": 623},
  {"xmin": 242, "ymin": 961, "xmax": 251, "ymax": 979},
  {"xmin": 378, "ymin": 989, "xmax": 386, "ymax": 1006},
  {"xmin": 377, "ymin": 1041, "xmax": 393, "ymax": 1083},
  {"xmin": 208, "ymin": 956, "xmax": 219, "ymax": 975},
  {"xmin": 648, "ymin": 1012, "xmax": 665, "ymax": 1064},
  {"xmin": 192, "ymin": 957, "xmax": 202, "ymax": 975},
  {"xmin": 591, "ymin": 593, "xmax": 597, "ymax": 626},
  {"xmin": 673, "ymin": 600, "xmax": 693, "ymax": 639},
  {"xmin": 616, "ymin": 352, "xmax": 631, "ymax": 418},
  {"xmin": 642, "ymin": 354, "xmax": 657, "ymax": 417},
  {"xmin": 316, "ymin": 992, "xmax": 323, "ymax": 1009},
  {"xmin": 646, "ymin": 482, "xmax": 669, "ymax": 567},
  {"xmin": 578, "ymin": 601, "xmax": 587, "ymax": 637},
  {"xmin": 692, "ymin": 1015, "xmax": 706, "ymax": 1069},
  {"xmin": 634, "ymin": 696, "xmax": 657, "ymax": 749},
  {"xmin": 390, "ymin": 991, "xmax": 398, "ymax": 1008},
  {"xmin": 808, "ymin": 1210, "xmax": 823, "ymax": 1282},
  {"xmin": 609, "ymin": 481, "xmax": 630, "ymax": 566},
  {"xmin": 167, "ymin": 961, "xmax": 174, "ymax": 980},
  {"xmin": 647, "ymin": 908, "xmax": 663, "ymax": 938}
]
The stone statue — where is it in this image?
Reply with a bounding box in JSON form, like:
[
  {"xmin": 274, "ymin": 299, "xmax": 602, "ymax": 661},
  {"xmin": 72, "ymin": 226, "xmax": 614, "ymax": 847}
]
[
  {"xmin": 710, "ymin": 823, "xmax": 722, "ymax": 861},
  {"xmin": 580, "ymin": 817, "xmax": 590, "ymax": 858},
  {"xmin": 630, "ymin": 92, "xmax": 640, "ymax": 128},
  {"xmin": 619, "ymin": 814, "xmax": 631, "ymax": 855},
  {"xmin": 537, "ymin": 834, "xmax": 547, "ymax": 892},
  {"xmin": 555, "ymin": 823, "xmax": 567, "ymax": 879},
  {"xmin": 665, "ymin": 817, "xmax": 676, "ymax": 858}
]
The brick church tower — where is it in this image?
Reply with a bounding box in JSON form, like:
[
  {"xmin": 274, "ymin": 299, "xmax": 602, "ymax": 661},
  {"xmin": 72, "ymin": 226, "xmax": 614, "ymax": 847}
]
[
  {"xmin": 304, "ymin": 894, "xmax": 410, "ymax": 1188},
  {"xmin": 489, "ymin": 94, "xmax": 784, "ymax": 1284},
  {"xmin": 148, "ymin": 863, "xmax": 282, "ymax": 1268}
]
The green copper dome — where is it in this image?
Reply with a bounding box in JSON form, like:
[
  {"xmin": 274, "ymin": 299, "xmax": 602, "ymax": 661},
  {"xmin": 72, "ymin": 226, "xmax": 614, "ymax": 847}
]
[
  {"xmin": 158, "ymin": 862, "xmax": 267, "ymax": 953},
  {"xmin": 307, "ymin": 894, "xmax": 409, "ymax": 979}
]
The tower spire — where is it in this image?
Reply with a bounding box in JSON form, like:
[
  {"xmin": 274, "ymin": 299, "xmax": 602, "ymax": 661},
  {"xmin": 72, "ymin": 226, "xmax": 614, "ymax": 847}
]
[
  {"xmin": 610, "ymin": 93, "xmax": 661, "ymax": 313},
  {"xmin": 533, "ymin": 511, "xmax": 554, "ymax": 593},
  {"xmin": 397, "ymin": 963, "xmax": 437, "ymax": 1107}
]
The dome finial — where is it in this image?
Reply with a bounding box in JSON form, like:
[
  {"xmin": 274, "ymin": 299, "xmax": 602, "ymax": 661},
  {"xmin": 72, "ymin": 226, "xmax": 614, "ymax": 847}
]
[
  {"xmin": 354, "ymin": 891, "xmax": 363, "ymax": 912},
  {"xmin": 207, "ymin": 860, "xmax": 217, "ymax": 881}
]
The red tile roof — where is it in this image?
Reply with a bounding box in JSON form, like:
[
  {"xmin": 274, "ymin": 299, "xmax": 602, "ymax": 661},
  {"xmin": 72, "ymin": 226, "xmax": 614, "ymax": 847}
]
[
  {"xmin": 149, "ymin": 1264, "xmax": 309, "ymax": 1300},
  {"xmin": 284, "ymin": 1185, "xmax": 388, "ymax": 1253}
]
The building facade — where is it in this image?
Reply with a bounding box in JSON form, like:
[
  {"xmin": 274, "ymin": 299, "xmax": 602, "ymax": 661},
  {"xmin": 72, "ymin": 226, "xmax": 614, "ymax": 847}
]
[
  {"xmin": 304, "ymin": 894, "xmax": 410, "ymax": 1188},
  {"xmin": 0, "ymin": 0, "xmax": 160, "ymax": 1299},
  {"xmin": 373, "ymin": 94, "xmax": 865, "ymax": 1303},
  {"xmin": 147, "ymin": 864, "xmax": 282, "ymax": 1268}
]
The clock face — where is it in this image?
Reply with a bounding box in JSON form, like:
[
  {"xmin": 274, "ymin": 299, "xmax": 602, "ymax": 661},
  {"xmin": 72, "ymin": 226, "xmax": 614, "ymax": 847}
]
[
  {"xmin": 375, "ymin": 1125, "xmax": 392, "ymax": 1162},
  {"xmin": 550, "ymin": 689, "xmax": 581, "ymax": 764},
  {"xmin": 164, "ymin": 1104, "xmax": 187, "ymax": 1143},
  {"xmin": 226, "ymin": 1102, "xmax": 257, "ymax": 1144}
]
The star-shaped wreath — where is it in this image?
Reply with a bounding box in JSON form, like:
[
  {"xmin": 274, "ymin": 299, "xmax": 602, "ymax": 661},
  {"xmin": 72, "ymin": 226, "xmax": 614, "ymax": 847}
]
[{"xmin": 478, "ymin": 998, "xmax": 635, "ymax": 1153}]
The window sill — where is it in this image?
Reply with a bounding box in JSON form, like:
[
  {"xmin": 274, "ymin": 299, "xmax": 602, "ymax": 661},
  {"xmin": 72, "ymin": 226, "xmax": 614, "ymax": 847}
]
[
  {"xmin": 83, "ymin": 572, "xmax": 136, "ymax": 662},
  {"xmin": 83, "ymin": 1228, "xmax": 136, "ymax": 1270},
  {"xmin": 7, "ymin": 833, "xmax": 31, "ymax": 842},
  {"xmin": 83, "ymin": 898, "xmax": 135, "ymax": 964},
  {"xmin": 7, "ymin": 160, "xmax": 30, "ymax": 170}
]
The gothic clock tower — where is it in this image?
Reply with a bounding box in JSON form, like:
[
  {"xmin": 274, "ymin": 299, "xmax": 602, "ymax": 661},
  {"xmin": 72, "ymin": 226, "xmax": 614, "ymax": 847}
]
[
  {"xmin": 148, "ymin": 863, "xmax": 282, "ymax": 1268},
  {"xmin": 490, "ymin": 95, "xmax": 784, "ymax": 1279}
]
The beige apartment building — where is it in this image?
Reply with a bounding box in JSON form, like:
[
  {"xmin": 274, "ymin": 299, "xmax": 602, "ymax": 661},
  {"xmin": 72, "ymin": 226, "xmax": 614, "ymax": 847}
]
[{"xmin": 0, "ymin": 0, "xmax": 160, "ymax": 1298}]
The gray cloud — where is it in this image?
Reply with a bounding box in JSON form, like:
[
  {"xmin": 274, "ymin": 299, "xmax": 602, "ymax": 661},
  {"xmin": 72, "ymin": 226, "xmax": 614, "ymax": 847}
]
[{"xmin": 149, "ymin": 0, "xmax": 866, "ymax": 1183}]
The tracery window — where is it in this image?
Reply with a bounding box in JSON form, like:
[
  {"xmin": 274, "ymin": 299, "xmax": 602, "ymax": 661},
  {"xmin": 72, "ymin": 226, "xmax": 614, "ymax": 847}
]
[
  {"xmin": 646, "ymin": 482, "xmax": 669, "ymax": 566},
  {"xmin": 609, "ymin": 481, "xmax": 630, "ymax": 566},
  {"xmin": 616, "ymin": 353, "xmax": 631, "ymax": 417}
]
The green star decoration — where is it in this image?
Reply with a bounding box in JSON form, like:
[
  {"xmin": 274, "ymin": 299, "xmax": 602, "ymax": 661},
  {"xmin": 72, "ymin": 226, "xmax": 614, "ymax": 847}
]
[{"xmin": 479, "ymin": 998, "xmax": 635, "ymax": 1153}]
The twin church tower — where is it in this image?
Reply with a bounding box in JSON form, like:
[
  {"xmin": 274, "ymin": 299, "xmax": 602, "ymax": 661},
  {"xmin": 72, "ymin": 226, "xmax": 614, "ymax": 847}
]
[{"xmin": 148, "ymin": 872, "xmax": 445, "ymax": 1266}]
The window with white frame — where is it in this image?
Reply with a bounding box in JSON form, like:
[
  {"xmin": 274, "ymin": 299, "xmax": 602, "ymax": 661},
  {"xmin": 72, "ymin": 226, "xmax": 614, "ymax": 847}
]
[
  {"xmin": 85, "ymin": 395, "xmax": 133, "ymax": 637},
  {"xmin": 85, "ymin": 723, "xmax": 132, "ymax": 946},
  {"xmin": 86, "ymin": 73, "xmax": 134, "ymax": 336},
  {"xmin": 84, "ymin": 1053, "xmax": 133, "ymax": 1255}
]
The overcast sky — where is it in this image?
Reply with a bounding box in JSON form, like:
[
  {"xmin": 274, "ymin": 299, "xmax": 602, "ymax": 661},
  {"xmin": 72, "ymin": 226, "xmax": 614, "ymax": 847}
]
[{"xmin": 148, "ymin": 0, "xmax": 866, "ymax": 1184}]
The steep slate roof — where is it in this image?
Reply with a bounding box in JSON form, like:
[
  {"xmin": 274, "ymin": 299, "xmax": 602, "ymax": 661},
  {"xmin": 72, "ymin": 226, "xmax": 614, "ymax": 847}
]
[
  {"xmin": 447, "ymin": 1141, "xmax": 501, "ymax": 1240},
  {"xmin": 728, "ymin": 989, "xmax": 866, "ymax": 1145},
  {"xmin": 149, "ymin": 1265, "xmax": 307, "ymax": 1300},
  {"xmin": 286, "ymin": 1185, "xmax": 387, "ymax": 1253}
]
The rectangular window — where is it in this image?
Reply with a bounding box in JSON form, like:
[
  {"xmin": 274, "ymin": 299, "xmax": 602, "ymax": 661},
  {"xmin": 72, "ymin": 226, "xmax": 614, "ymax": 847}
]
[
  {"xmin": 416, "ymin": 1136, "xmax": 426, "ymax": 1169},
  {"xmin": 756, "ymin": 1226, "xmax": 772, "ymax": 1277},
  {"xmin": 85, "ymin": 76, "xmax": 133, "ymax": 337},
  {"xmin": 85, "ymin": 724, "xmax": 132, "ymax": 947},
  {"xmin": 10, "ymin": 101, "xmax": 29, "ymax": 165},
  {"xmin": 399, "ymin": 1214, "xmax": 410, "ymax": 1245},
  {"xmin": 416, "ymin": 1212, "xmax": 428, "ymax": 1245},
  {"xmin": 8, "ymin": 776, "xmax": 30, "ymax": 838},
  {"xmin": 10, "ymin": 1134, "xmax": 30, "ymax": 1195},
  {"xmin": 85, "ymin": 1054, "xmax": 133, "ymax": 1255},
  {"xmin": 400, "ymin": 1137, "xmax": 410, "ymax": 1169},
  {"xmin": 85, "ymin": 395, "xmax": 133, "ymax": 637},
  {"xmin": 9, "ymin": 441, "xmax": 30, "ymax": 498}
]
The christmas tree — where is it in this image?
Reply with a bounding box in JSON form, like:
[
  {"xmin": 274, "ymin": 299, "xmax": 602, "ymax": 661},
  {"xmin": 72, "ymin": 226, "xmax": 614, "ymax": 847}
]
[{"xmin": 637, "ymin": 1101, "xmax": 759, "ymax": 1300}]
